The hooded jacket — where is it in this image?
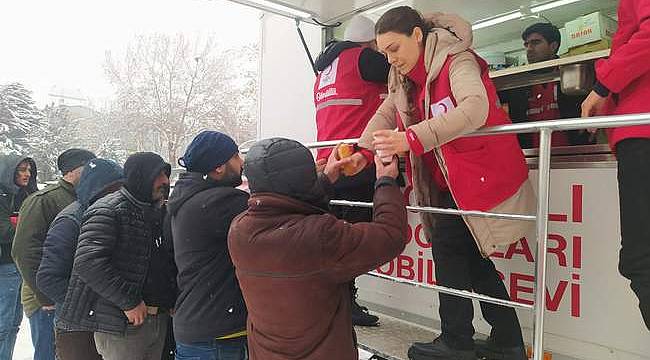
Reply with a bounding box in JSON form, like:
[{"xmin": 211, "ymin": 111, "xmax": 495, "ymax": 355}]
[
  {"xmin": 167, "ymin": 172, "xmax": 248, "ymax": 343},
  {"xmin": 57, "ymin": 153, "xmax": 174, "ymax": 335},
  {"xmin": 124, "ymin": 152, "xmax": 171, "ymax": 203},
  {"xmin": 36, "ymin": 159, "xmax": 124, "ymax": 307},
  {"xmin": 228, "ymin": 138, "xmax": 408, "ymax": 360},
  {"xmin": 0, "ymin": 155, "xmax": 37, "ymax": 264},
  {"xmin": 359, "ymin": 13, "xmax": 535, "ymax": 256}
]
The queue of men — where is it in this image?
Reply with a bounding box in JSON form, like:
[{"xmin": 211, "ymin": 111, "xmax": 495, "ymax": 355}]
[
  {"xmin": 0, "ymin": 2, "xmax": 648, "ymax": 360},
  {"xmin": 0, "ymin": 127, "xmax": 404, "ymax": 360}
]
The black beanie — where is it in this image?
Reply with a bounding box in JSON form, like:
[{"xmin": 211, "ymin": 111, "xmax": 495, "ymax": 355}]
[
  {"xmin": 123, "ymin": 152, "xmax": 171, "ymax": 203},
  {"xmin": 244, "ymin": 138, "xmax": 327, "ymax": 206},
  {"xmin": 57, "ymin": 149, "xmax": 96, "ymax": 175}
]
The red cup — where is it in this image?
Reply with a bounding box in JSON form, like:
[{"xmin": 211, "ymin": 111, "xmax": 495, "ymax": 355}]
[{"xmin": 9, "ymin": 215, "xmax": 18, "ymax": 228}]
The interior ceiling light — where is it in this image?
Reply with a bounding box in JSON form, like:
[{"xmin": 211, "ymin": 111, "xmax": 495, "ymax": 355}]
[
  {"xmin": 233, "ymin": 0, "xmax": 312, "ymax": 19},
  {"xmin": 472, "ymin": 11, "xmax": 523, "ymax": 30},
  {"xmin": 531, "ymin": 0, "xmax": 584, "ymax": 13},
  {"xmin": 472, "ymin": 0, "xmax": 584, "ymax": 30},
  {"xmin": 364, "ymin": 0, "xmax": 406, "ymax": 15}
]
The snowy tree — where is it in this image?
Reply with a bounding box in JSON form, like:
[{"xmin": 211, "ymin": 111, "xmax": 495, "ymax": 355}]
[
  {"xmin": 0, "ymin": 83, "xmax": 45, "ymax": 155},
  {"xmin": 73, "ymin": 105, "xmax": 129, "ymax": 164},
  {"xmin": 1, "ymin": 82, "xmax": 134, "ymax": 181},
  {"xmin": 104, "ymin": 33, "xmax": 259, "ymax": 163},
  {"xmin": 31, "ymin": 103, "xmax": 132, "ymax": 181},
  {"xmin": 27, "ymin": 105, "xmax": 73, "ymax": 180}
]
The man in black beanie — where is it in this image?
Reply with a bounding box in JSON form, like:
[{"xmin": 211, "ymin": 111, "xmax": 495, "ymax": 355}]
[
  {"xmin": 12, "ymin": 147, "xmax": 95, "ymax": 360},
  {"xmin": 168, "ymin": 130, "xmax": 248, "ymax": 359},
  {"xmin": 56, "ymin": 151, "xmax": 176, "ymax": 360},
  {"xmin": 229, "ymin": 138, "xmax": 408, "ymax": 360}
]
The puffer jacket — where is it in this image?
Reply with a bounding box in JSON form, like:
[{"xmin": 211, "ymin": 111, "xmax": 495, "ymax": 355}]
[
  {"xmin": 56, "ymin": 187, "xmax": 165, "ymax": 335},
  {"xmin": 359, "ymin": 13, "xmax": 536, "ymax": 256},
  {"xmin": 37, "ymin": 159, "xmax": 124, "ymax": 307}
]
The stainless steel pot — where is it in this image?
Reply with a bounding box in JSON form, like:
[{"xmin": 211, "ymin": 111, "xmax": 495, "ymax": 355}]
[{"xmin": 560, "ymin": 63, "xmax": 596, "ymax": 96}]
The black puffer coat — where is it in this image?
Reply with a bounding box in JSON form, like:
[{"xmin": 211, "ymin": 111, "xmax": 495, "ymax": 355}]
[
  {"xmin": 57, "ymin": 153, "xmax": 174, "ymax": 335},
  {"xmin": 37, "ymin": 159, "xmax": 124, "ymax": 307},
  {"xmin": 57, "ymin": 188, "xmax": 161, "ymax": 334}
]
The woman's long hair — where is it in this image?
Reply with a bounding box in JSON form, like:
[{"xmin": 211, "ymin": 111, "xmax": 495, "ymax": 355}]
[
  {"xmin": 375, "ymin": 6, "xmax": 432, "ymax": 118},
  {"xmin": 375, "ymin": 6, "xmax": 431, "ymax": 41}
]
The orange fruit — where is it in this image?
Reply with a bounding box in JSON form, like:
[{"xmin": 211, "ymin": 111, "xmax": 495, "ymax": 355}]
[{"xmin": 337, "ymin": 144, "xmax": 356, "ymax": 176}]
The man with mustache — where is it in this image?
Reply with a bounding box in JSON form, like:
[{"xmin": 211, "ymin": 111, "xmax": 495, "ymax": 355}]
[
  {"xmin": 56, "ymin": 152, "xmax": 176, "ymax": 360},
  {"xmin": 168, "ymin": 131, "xmax": 248, "ymax": 359}
]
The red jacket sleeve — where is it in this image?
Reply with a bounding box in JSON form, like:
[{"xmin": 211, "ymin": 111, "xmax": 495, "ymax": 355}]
[
  {"xmin": 406, "ymin": 128, "xmax": 426, "ymax": 156},
  {"xmin": 596, "ymin": 0, "xmax": 650, "ymax": 93}
]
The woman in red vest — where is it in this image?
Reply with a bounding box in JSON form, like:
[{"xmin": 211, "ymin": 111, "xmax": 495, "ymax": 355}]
[{"xmin": 350, "ymin": 7, "xmax": 535, "ymax": 360}]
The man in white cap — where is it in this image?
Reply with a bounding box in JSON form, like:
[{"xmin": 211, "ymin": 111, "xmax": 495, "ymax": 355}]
[{"xmin": 312, "ymin": 15, "xmax": 390, "ymax": 327}]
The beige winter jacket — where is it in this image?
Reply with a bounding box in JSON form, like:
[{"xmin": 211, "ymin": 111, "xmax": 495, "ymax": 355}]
[{"xmin": 359, "ymin": 13, "xmax": 536, "ymax": 256}]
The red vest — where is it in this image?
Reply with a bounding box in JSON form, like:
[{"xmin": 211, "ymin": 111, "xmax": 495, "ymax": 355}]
[
  {"xmin": 527, "ymin": 83, "xmax": 570, "ymax": 147},
  {"xmin": 402, "ymin": 53, "xmax": 529, "ymax": 211},
  {"xmin": 314, "ymin": 47, "xmax": 387, "ymax": 160}
]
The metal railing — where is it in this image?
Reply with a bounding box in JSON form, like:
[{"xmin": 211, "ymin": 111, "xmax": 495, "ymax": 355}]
[{"xmin": 242, "ymin": 112, "xmax": 650, "ymax": 360}]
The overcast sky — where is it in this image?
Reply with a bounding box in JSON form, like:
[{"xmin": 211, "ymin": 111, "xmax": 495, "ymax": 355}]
[{"xmin": 0, "ymin": 0, "xmax": 260, "ymax": 106}]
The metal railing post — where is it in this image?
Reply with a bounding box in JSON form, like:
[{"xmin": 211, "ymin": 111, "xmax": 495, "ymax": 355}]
[{"xmin": 533, "ymin": 128, "xmax": 552, "ymax": 360}]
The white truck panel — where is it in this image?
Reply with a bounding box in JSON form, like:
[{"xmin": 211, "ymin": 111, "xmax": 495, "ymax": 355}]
[
  {"xmin": 258, "ymin": 14, "xmax": 320, "ymax": 143},
  {"xmin": 358, "ymin": 167, "xmax": 650, "ymax": 360}
]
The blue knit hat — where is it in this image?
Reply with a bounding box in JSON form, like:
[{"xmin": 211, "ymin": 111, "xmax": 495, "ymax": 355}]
[
  {"xmin": 76, "ymin": 158, "xmax": 124, "ymax": 207},
  {"xmin": 179, "ymin": 131, "xmax": 239, "ymax": 174}
]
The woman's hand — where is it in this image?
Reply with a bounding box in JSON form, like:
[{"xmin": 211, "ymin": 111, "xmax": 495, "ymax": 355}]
[{"xmin": 372, "ymin": 130, "xmax": 409, "ymax": 159}]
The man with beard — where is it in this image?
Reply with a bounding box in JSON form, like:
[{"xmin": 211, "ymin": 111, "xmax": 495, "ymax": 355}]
[
  {"xmin": 56, "ymin": 152, "xmax": 175, "ymax": 360},
  {"xmin": 167, "ymin": 131, "xmax": 248, "ymax": 359}
]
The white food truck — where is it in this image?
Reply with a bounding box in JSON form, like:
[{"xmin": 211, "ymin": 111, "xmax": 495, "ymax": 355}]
[{"xmin": 227, "ymin": 1, "xmax": 649, "ymax": 359}]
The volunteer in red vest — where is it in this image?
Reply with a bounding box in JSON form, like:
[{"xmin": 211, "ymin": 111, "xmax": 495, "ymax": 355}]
[
  {"xmin": 501, "ymin": 23, "xmax": 591, "ymax": 148},
  {"xmin": 348, "ymin": 7, "xmax": 535, "ymax": 360},
  {"xmin": 581, "ymin": 0, "xmax": 650, "ymax": 331},
  {"xmin": 313, "ymin": 14, "xmax": 389, "ymax": 327}
]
